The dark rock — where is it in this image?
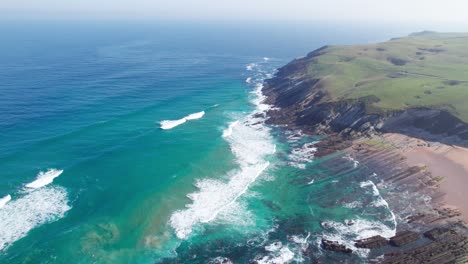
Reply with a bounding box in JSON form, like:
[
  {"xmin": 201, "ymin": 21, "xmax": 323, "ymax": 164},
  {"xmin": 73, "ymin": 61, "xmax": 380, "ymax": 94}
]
[
  {"xmin": 424, "ymin": 227, "xmax": 455, "ymax": 241},
  {"xmin": 389, "ymin": 231, "xmax": 420, "ymax": 247},
  {"xmin": 321, "ymin": 238, "xmax": 353, "ymax": 254},
  {"xmin": 355, "ymin": 235, "xmax": 389, "ymax": 249}
]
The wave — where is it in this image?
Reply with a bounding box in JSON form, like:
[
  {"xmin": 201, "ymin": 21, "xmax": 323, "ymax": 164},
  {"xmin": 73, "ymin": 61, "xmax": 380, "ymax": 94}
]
[
  {"xmin": 360, "ymin": 180, "xmax": 397, "ymax": 227},
  {"xmin": 185, "ymin": 111, "xmax": 205, "ymax": 120},
  {"xmin": 222, "ymin": 121, "xmax": 239, "ymax": 138},
  {"xmin": 169, "ymin": 62, "xmax": 276, "ymax": 239},
  {"xmin": 25, "ymin": 169, "xmax": 63, "ymax": 189},
  {"xmin": 321, "ymin": 218, "xmax": 396, "ymax": 258},
  {"xmin": 344, "ymin": 155, "xmax": 360, "ymax": 168},
  {"xmin": 0, "ymin": 186, "xmax": 70, "ymax": 251},
  {"xmin": 246, "ymin": 63, "xmax": 257, "ymax": 71},
  {"xmin": 0, "ymin": 195, "xmax": 11, "ymax": 208},
  {"xmin": 159, "ymin": 111, "xmax": 205, "ymax": 130},
  {"xmin": 255, "ymin": 242, "xmax": 294, "ymax": 264},
  {"xmin": 288, "ymin": 142, "xmax": 318, "ymax": 169}
]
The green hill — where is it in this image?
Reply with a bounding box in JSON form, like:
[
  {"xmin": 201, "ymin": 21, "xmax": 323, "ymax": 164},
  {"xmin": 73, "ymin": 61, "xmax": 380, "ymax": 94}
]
[{"xmin": 301, "ymin": 32, "xmax": 468, "ymax": 122}]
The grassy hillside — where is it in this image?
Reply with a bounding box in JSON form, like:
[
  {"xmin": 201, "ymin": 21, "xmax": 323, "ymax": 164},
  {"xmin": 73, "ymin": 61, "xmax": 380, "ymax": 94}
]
[{"xmin": 304, "ymin": 31, "xmax": 468, "ymax": 122}]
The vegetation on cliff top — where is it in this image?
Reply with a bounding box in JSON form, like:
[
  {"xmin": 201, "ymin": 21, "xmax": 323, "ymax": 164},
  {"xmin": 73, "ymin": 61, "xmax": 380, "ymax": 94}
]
[{"xmin": 301, "ymin": 31, "xmax": 468, "ymax": 122}]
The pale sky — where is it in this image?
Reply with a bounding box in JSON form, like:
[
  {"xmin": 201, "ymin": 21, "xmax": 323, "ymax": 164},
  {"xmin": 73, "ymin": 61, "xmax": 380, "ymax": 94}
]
[{"xmin": 2, "ymin": 0, "xmax": 468, "ymax": 23}]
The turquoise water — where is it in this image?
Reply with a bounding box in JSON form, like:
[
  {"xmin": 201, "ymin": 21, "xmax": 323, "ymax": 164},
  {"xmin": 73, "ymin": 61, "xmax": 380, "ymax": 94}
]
[{"xmin": 0, "ymin": 21, "xmax": 407, "ymax": 263}]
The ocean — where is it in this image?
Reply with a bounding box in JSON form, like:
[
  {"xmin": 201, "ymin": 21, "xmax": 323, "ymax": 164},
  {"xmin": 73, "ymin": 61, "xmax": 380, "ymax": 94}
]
[{"xmin": 0, "ymin": 21, "xmax": 409, "ymax": 263}]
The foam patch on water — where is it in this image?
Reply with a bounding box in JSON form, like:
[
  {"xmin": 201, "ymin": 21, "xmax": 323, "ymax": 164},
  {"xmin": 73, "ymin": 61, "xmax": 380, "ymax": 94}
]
[
  {"xmin": 344, "ymin": 155, "xmax": 359, "ymax": 168},
  {"xmin": 170, "ymin": 61, "xmax": 276, "ymax": 239},
  {"xmin": 222, "ymin": 121, "xmax": 239, "ymax": 138},
  {"xmin": 288, "ymin": 142, "xmax": 318, "ymax": 169},
  {"xmin": 160, "ymin": 111, "xmax": 205, "ymax": 130},
  {"xmin": 185, "ymin": 111, "xmax": 205, "ymax": 120},
  {"xmin": 321, "ymin": 218, "xmax": 395, "ymax": 258},
  {"xmin": 0, "ymin": 186, "xmax": 70, "ymax": 251},
  {"xmin": 360, "ymin": 180, "xmax": 397, "ymax": 228},
  {"xmin": 170, "ymin": 118, "xmax": 274, "ymax": 239},
  {"xmin": 255, "ymin": 243, "xmax": 295, "ymax": 264},
  {"xmin": 25, "ymin": 169, "xmax": 63, "ymax": 189},
  {"xmin": 169, "ymin": 118, "xmax": 275, "ymax": 239},
  {"xmin": 246, "ymin": 63, "xmax": 257, "ymax": 71},
  {"xmin": 0, "ymin": 195, "xmax": 11, "ymax": 208}
]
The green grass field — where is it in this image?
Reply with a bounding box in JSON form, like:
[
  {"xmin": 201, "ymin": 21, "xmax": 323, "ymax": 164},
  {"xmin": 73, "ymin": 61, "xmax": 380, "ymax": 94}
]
[{"xmin": 305, "ymin": 32, "xmax": 468, "ymax": 122}]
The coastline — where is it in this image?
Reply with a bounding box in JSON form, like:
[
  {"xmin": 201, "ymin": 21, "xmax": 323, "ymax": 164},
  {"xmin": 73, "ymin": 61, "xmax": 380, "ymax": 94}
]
[
  {"xmin": 261, "ymin": 44, "xmax": 468, "ymax": 261},
  {"xmin": 380, "ymin": 133, "xmax": 468, "ymax": 222}
]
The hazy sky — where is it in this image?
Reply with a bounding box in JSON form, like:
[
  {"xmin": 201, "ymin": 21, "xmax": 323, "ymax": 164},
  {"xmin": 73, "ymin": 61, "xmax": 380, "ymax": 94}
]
[{"xmin": 2, "ymin": 0, "xmax": 468, "ymax": 23}]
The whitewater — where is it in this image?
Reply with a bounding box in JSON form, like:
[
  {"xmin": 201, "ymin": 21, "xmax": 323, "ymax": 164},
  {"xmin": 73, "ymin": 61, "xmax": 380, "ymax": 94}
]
[
  {"xmin": 169, "ymin": 62, "xmax": 276, "ymax": 239},
  {"xmin": 0, "ymin": 169, "xmax": 70, "ymax": 251},
  {"xmin": 160, "ymin": 111, "xmax": 205, "ymax": 130}
]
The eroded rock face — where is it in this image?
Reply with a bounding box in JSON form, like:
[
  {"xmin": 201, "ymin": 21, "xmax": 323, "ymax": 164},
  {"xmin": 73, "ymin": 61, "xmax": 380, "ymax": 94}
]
[
  {"xmin": 383, "ymin": 227, "xmax": 468, "ymax": 264},
  {"xmin": 355, "ymin": 235, "xmax": 389, "ymax": 249},
  {"xmin": 262, "ymin": 50, "xmax": 468, "ymax": 147},
  {"xmin": 389, "ymin": 231, "xmax": 420, "ymax": 247},
  {"xmin": 321, "ymin": 238, "xmax": 353, "ymax": 254}
]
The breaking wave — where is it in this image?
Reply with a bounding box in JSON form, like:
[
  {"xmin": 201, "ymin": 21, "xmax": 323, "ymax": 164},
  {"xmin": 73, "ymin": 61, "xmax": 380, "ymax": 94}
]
[
  {"xmin": 169, "ymin": 61, "xmax": 276, "ymax": 239},
  {"xmin": 25, "ymin": 169, "xmax": 63, "ymax": 189},
  {"xmin": 160, "ymin": 111, "xmax": 205, "ymax": 130},
  {"xmin": 0, "ymin": 186, "xmax": 70, "ymax": 251},
  {"xmin": 321, "ymin": 218, "xmax": 396, "ymax": 258},
  {"xmin": 0, "ymin": 195, "xmax": 11, "ymax": 209}
]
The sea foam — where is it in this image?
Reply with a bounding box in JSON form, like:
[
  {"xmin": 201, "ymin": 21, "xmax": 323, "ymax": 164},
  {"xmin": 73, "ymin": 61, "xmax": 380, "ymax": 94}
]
[
  {"xmin": 25, "ymin": 169, "xmax": 63, "ymax": 189},
  {"xmin": 169, "ymin": 61, "xmax": 276, "ymax": 239},
  {"xmin": 0, "ymin": 186, "xmax": 70, "ymax": 251},
  {"xmin": 222, "ymin": 121, "xmax": 239, "ymax": 138},
  {"xmin": 321, "ymin": 218, "xmax": 396, "ymax": 258},
  {"xmin": 160, "ymin": 111, "xmax": 205, "ymax": 130},
  {"xmin": 0, "ymin": 195, "xmax": 11, "ymax": 208}
]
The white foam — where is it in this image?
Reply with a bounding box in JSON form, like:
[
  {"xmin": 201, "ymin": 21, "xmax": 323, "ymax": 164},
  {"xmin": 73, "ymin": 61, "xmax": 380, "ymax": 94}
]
[
  {"xmin": 321, "ymin": 218, "xmax": 395, "ymax": 258},
  {"xmin": 169, "ymin": 62, "xmax": 276, "ymax": 239},
  {"xmin": 307, "ymin": 179, "xmax": 315, "ymax": 185},
  {"xmin": 0, "ymin": 186, "xmax": 70, "ymax": 251},
  {"xmin": 170, "ymin": 115, "xmax": 275, "ymax": 239},
  {"xmin": 0, "ymin": 195, "xmax": 11, "ymax": 208},
  {"xmin": 185, "ymin": 111, "xmax": 205, "ymax": 120},
  {"xmin": 263, "ymin": 57, "xmax": 270, "ymax": 61},
  {"xmin": 256, "ymin": 246, "xmax": 295, "ymax": 264},
  {"xmin": 343, "ymin": 201, "xmax": 362, "ymax": 209},
  {"xmin": 360, "ymin": 180, "xmax": 380, "ymax": 196},
  {"xmin": 25, "ymin": 169, "xmax": 63, "ymax": 189},
  {"xmin": 288, "ymin": 142, "xmax": 318, "ymax": 169},
  {"xmin": 265, "ymin": 241, "xmax": 283, "ymax": 252},
  {"xmin": 246, "ymin": 77, "xmax": 252, "ymax": 84},
  {"xmin": 246, "ymin": 63, "xmax": 257, "ymax": 71},
  {"xmin": 222, "ymin": 121, "xmax": 239, "ymax": 138},
  {"xmin": 344, "ymin": 155, "xmax": 359, "ymax": 168},
  {"xmin": 160, "ymin": 111, "xmax": 205, "ymax": 130},
  {"xmin": 360, "ymin": 180, "xmax": 398, "ymax": 228}
]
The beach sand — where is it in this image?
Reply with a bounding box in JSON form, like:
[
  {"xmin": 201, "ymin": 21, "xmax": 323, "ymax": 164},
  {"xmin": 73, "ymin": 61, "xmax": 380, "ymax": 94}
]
[{"xmin": 381, "ymin": 133, "xmax": 468, "ymax": 222}]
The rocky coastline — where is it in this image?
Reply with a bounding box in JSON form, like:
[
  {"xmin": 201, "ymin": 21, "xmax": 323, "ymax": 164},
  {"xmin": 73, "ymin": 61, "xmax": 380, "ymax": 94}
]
[{"xmin": 262, "ymin": 47, "xmax": 468, "ymax": 263}]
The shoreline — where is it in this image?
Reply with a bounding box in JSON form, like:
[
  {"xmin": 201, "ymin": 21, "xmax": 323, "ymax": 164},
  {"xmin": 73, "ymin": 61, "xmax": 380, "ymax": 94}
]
[{"xmin": 379, "ymin": 133, "xmax": 468, "ymax": 223}]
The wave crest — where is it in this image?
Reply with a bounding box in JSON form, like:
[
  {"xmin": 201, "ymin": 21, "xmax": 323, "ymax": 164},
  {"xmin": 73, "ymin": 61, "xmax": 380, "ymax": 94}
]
[
  {"xmin": 160, "ymin": 111, "xmax": 205, "ymax": 130},
  {"xmin": 25, "ymin": 169, "xmax": 63, "ymax": 189}
]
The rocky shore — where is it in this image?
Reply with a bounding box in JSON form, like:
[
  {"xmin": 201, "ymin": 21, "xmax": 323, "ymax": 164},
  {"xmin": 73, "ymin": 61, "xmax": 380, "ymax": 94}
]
[{"xmin": 262, "ymin": 45, "xmax": 468, "ymax": 263}]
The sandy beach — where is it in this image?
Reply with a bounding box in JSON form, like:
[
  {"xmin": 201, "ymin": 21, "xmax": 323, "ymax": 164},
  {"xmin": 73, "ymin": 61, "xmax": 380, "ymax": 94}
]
[{"xmin": 381, "ymin": 133, "xmax": 468, "ymax": 222}]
